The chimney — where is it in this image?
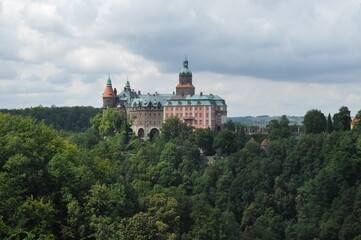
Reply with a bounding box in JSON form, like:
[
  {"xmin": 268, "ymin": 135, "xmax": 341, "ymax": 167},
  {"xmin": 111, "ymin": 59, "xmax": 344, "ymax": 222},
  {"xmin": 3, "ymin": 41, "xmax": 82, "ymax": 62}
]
[
  {"xmin": 138, "ymin": 90, "xmax": 141, "ymax": 95},
  {"xmin": 114, "ymin": 88, "xmax": 117, "ymax": 95},
  {"xmin": 173, "ymin": 91, "xmax": 175, "ymax": 95},
  {"xmin": 200, "ymin": 92, "xmax": 203, "ymax": 96}
]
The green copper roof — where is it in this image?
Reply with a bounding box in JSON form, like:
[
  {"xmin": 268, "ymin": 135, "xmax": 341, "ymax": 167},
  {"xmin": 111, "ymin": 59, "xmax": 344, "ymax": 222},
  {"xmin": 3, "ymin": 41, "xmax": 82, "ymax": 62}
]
[
  {"xmin": 106, "ymin": 75, "xmax": 112, "ymax": 87},
  {"xmin": 125, "ymin": 78, "xmax": 130, "ymax": 88},
  {"xmin": 180, "ymin": 57, "xmax": 192, "ymax": 74}
]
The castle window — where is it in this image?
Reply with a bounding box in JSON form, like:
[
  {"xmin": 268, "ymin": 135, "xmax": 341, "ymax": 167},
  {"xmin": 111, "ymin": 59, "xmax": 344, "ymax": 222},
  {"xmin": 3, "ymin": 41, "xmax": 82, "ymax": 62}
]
[
  {"xmin": 195, "ymin": 107, "xmax": 197, "ymax": 110},
  {"xmin": 206, "ymin": 113, "xmax": 209, "ymax": 117},
  {"xmin": 176, "ymin": 107, "xmax": 178, "ymax": 111},
  {"xmin": 180, "ymin": 113, "xmax": 183, "ymax": 117},
  {"xmin": 200, "ymin": 113, "xmax": 202, "ymax": 117},
  {"xmin": 199, "ymin": 107, "xmax": 202, "ymax": 110},
  {"xmin": 176, "ymin": 114, "xmax": 179, "ymax": 117},
  {"xmin": 206, "ymin": 120, "xmax": 209, "ymax": 124},
  {"xmin": 195, "ymin": 120, "xmax": 198, "ymax": 124},
  {"xmin": 140, "ymin": 121, "xmax": 142, "ymax": 124},
  {"xmin": 158, "ymin": 113, "xmax": 161, "ymax": 116},
  {"xmin": 145, "ymin": 121, "xmax": 147, "ymax": 124},
  {"xmin": 185, "ymin": 107, "xmax": 188, "ymax": 110},
  {"xmin": 186, "ymin": 113, "xmax": 188, "ymax": 116},
  {"xmin": 195, "ymin": 113, "xmax": 198, "ymax": 117},
  {"xmin": 154, "ymin": 113, "xmax": 156, "ymax": 116},
  {"xmin": 200, "ymin": 120, "xmax": 202, "ymax": 124}
]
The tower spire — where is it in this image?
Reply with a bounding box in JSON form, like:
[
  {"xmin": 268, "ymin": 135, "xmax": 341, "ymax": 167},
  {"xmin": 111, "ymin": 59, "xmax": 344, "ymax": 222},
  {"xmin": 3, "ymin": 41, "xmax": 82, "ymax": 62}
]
[
  {"xmin": 103, "ymin": 74, "xmax": 116, "ymax": 108},
  {"xmin": 176, "ymin": 57, "xmax": 195, "ymax": 96},
  {"xmin": 125, "ymin": 76, "xmax": 131, "ymax": 92},
  {"xmin": 106, "ymin": 74, "xmax": 112, "ymax": 87}
]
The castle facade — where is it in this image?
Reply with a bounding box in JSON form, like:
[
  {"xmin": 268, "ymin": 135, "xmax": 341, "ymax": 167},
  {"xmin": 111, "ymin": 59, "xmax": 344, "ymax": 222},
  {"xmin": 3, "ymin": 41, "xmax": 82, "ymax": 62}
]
[{"xmin": 102, "ymin": 58, "xmax": 227, "ymax": 139}]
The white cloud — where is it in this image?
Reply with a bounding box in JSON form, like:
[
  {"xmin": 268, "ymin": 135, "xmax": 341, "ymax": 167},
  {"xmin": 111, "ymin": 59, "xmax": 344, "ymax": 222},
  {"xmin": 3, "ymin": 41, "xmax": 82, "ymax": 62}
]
[{"xmin": 1, "ymin": 0, "xmax": 361, "ymax": 117}]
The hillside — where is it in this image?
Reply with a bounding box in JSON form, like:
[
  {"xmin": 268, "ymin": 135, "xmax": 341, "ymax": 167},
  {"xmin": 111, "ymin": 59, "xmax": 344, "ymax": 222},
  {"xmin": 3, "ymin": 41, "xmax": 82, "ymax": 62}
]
[
  {"xmin": 0, "ymin": 112, "xmax": 360, "ymax": 239},
  {"xmin": 229, "ymin": 115, "xmax": 304, "ymax": 127},
  {"xmin": 0, "ymin": 106, "xmax": 101, "ymax": 132}
]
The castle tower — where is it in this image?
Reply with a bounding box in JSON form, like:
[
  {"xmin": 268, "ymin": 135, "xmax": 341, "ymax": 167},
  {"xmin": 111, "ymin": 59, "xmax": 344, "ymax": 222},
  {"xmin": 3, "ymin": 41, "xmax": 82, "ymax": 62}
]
[
  {"xmin": 102, "ymin": 75, "xmax": 117, "ymax": 108},
  {"xmin": 124, "ymin": 77, "xmax": 131, "ymax": 92},
  {"xmin": 176, "ymin": 57, "xmax": 195, "ymax": 96}
]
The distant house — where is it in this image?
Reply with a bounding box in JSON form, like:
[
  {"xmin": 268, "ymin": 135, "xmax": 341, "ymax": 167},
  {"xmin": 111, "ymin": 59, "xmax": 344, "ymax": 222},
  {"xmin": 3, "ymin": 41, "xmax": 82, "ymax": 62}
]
[
  {"xmin": 260, "ymin": 138, "xmax": 271, "ymax": 150},
  {"xmin": 351, "ymin": 118, "xmax": 360, "ymax": 130}
]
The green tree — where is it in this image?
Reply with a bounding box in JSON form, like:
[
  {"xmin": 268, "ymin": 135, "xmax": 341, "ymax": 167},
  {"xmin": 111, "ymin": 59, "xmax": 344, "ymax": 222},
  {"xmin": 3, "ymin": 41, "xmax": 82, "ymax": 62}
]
[
  {"xmin": 225, "ymin": 120, "xmax": 236, "ymax": 131},
  {"xmin": 188, "ymin": 201, "xmax": 222, "ymax": 240},
  {"xmin": 161, "ymin": 117, "xmax": 193, "ymax": 141},
  {"xmin": 14, "ymin": 196, "xmax": 57, "ymax": 239},
  {"xmin": 194, "ymin": 128, "xmax": 214, "ymax": 155},
  {"xmin": 333, "ymin": 106, "xmax": 351, "ymax": 131},
  {"xmin": 326, "ymin": 113, "xmax": 333, "ymax": 133},
  {"xmin": 303, "ymin": 109, "xmax": 326, "ymax": 134},
  {"xmin": 99, "ymin": 109, "xmax": 126, "ymax": 135},
  {"xmin": 143, "ymin": 194, "xmax": 180, "ymax": 237},
  {"xmin": 84, "ymin": 183, "xmax": 135, "ymax": 221},
  {"xmin": 118, "ymin": 212, "xmax": 170, "ymax": 240},
  {"xmin": 267, "ymin": 115, "xmax": 291, "ymax": 139},
  {"xmin": 213, "ymin": 130, "xmax": 237, "ymax": 155}
]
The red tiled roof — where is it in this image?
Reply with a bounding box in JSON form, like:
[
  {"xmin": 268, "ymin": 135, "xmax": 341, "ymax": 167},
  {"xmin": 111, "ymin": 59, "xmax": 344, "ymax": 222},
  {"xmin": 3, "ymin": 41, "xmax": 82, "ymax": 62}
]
[
  {"xmin": 352, "ymin": 118, "xmax": 360, "ymax": 123},
  {"xmin": 102, "ymin": 86, "xmax": 116, "ymax": 97},
  {"xmin": 260, "ymin": 138, "xmax": 271, "ymax": 146},
  {"xmin": 176, "ymin": 83, "xmax": 195, "ymax": 88}
]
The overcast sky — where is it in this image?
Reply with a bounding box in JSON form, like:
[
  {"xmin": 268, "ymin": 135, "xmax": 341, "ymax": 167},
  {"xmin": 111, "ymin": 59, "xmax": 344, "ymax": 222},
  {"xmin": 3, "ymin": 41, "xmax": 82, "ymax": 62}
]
[{"xmin": 1, "ymin": 0, "xmax": 361, "ymax": 117}]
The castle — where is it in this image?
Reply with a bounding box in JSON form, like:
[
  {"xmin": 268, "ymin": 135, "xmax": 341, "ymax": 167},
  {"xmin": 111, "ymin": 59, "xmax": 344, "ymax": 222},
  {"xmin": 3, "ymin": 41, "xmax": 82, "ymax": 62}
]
[{"xmin": 102, "ymin": 58, "xmax": 227, "ymax": 139}]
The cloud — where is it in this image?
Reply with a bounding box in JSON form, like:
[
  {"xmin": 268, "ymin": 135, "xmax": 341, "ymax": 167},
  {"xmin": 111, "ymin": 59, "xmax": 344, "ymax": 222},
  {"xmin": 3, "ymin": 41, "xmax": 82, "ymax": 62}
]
[
  {"xmin": 1, "ymin": 0, "xmax": 361, "ymax": 116},
  {"xmin": 0, "ymin": 61, "xmax": 17, "ymax": 80}
]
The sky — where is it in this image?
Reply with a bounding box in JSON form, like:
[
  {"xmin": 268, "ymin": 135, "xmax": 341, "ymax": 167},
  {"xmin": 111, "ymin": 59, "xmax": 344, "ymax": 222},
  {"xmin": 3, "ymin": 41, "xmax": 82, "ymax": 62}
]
[{"xmin": 1, "ymin": 0, "xmax": 361, "ymax": 117}]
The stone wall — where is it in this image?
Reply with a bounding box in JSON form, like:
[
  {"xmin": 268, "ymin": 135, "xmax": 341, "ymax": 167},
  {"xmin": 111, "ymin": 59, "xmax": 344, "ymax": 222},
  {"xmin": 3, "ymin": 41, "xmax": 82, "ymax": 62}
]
[
  {"xmin": 127, "ymin": 106, "xmax": 163, "ymax": 139},
  {"xmin": 103, "ymin": 97, "xmax": 116, "ymax": 108}
]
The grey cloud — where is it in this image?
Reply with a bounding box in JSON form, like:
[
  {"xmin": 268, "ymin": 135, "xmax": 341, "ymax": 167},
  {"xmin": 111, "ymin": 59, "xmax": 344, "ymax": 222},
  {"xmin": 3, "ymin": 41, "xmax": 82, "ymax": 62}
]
[
  {"xmin": 47, "ymin": 71, "xmax": 72, "ymax": 84},
  {"xmin": 24, "ymin": 74, "xmax": 42, "ymax": 82},
  {"xmin": 0, "ymin": 62, "xmax": 17, "ymax": 80},
  {"xmin": 84, "ymin": 0, "xmax": 361, "ymax": 83},
  {"xmin": 2, "ymin": 0, "xmax": 361, "ymax": 115},
  {"xmin": 0, "ymin": 26, "xmax": 21, "ymax": 61}
]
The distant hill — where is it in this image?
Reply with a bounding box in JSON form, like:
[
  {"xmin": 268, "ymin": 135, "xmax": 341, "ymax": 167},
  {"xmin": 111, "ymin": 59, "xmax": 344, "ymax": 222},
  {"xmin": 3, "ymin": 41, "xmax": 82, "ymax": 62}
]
[
  {"xmin": 228, "ymin": 115, "xmax": 304, "ymax": 127},
  {"xmin": 0, "ymin": 106, "xmax": 101, "ymax": 132}
]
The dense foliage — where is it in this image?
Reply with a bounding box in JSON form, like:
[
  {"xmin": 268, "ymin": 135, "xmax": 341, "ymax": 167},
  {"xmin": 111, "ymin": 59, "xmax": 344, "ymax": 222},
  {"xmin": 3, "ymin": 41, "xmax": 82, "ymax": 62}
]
[
  {"xmin": 0, "ymin": 106, "xmax": 101, "ymax": 132},
  {"xmin": 0, "ymin": 111, "xmax": 360, "ymax": 239}
]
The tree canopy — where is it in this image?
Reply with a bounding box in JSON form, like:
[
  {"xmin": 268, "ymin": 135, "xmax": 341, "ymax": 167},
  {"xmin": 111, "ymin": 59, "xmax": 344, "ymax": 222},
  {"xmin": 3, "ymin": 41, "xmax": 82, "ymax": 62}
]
[
  {"xmin": 303, "ymin": 109, "xmax": 326, "ymax": 134},
  {"xmin": 1, "ymin": 108, "xmax": 361, "ymax": 240}
]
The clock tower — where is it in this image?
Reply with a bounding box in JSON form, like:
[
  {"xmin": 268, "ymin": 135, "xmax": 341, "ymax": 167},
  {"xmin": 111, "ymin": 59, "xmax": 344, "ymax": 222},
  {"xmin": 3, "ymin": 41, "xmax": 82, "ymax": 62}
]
[{"xmin": 176, "ymin": 57, "xmax": 195, "ymax": 96}]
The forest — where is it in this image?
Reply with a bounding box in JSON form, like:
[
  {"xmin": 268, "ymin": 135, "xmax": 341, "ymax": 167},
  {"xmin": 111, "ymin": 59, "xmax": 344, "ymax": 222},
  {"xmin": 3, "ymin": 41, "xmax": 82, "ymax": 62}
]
[
  {"xmin": 0, "ymin": 106, "xmax": 361, "ymax": 240},
  {"xmin": 0, "ymin": 106, "xmax": 101, "ymax": 132}
]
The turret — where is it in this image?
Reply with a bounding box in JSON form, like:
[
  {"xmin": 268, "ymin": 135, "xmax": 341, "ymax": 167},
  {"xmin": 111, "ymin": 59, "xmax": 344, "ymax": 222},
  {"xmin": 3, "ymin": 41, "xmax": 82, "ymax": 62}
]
[
  {"xmin": 102, "ymin": 75, "xmax": 117, "ymax": 108},
  {"xmin": 124, "ymin": 77, "xmax": 131, "ymax": 92},
  {"xmin": 176, "ymin": 57, "xmax": 195, "ymax": 96}
]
